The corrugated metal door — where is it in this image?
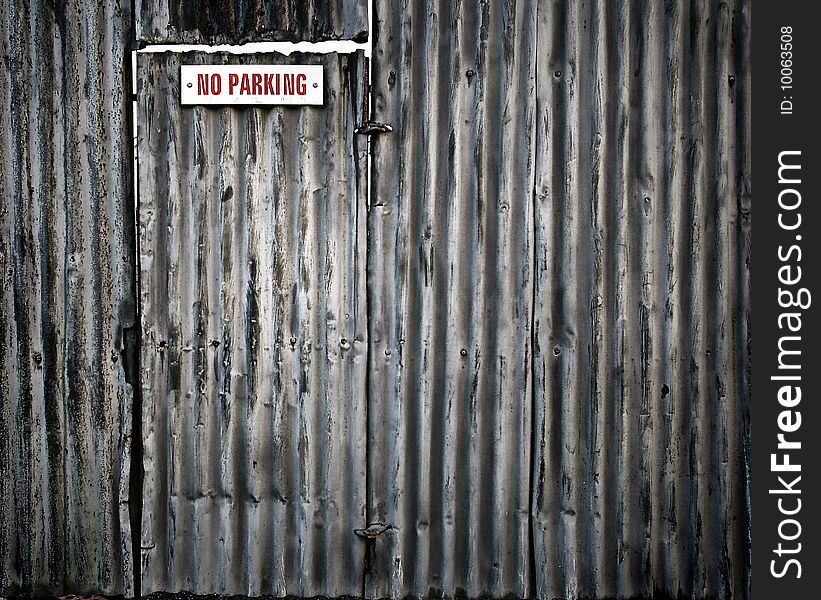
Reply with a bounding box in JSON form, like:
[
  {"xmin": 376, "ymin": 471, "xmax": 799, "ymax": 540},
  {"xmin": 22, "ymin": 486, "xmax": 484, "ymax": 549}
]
[
  {"xmin": 366, "ymin": 0, "xmax": 537, "ymax": 597},
  {"xmin": 136, "ymin": 50, "xmax": 369, "ymax": 596}
]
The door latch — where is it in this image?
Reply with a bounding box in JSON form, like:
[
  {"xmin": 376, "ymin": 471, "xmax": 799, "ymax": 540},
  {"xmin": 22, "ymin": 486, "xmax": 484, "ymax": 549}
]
[{"xmin": 355, "ymin": 121, "xmax": 394, "ymax": 135}]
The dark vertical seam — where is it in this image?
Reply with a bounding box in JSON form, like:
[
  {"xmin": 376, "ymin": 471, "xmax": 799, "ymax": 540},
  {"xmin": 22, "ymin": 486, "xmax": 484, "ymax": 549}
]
[
  {"xmin": 361, "ymin": 52, "xmax": 375, "ymax": 600},
  {"xmin": 53, "ymin": 0, "xmax": 71, "ymax": 588},
  {"xmin": 527, "ymin": 0, "xmax": 539, "ymax": 596},
  {"xmin": 126, "ymin": 0, "xmax": 144, "ymax": 597}
]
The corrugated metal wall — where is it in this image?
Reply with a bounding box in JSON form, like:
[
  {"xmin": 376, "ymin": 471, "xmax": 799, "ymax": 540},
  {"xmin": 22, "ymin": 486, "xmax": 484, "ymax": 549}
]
[
  {"xmin": 367, "ymin": 0, "xmax": 537, "ymax": 597},
  {"xmin": 368, "ymin": 0, "xmax": 751, "ymax": 599},
  {"xmin": 532, "ymin": 1, "xmax": 751, "ymax": 598},
  {"xmin": 136, "ymin": 50, "xmax": 369, "ymax": 597},
  {"xmin": 136, "ymin": 0, "xmax": 369, "ymax": 44},
  {"xmin": 0, "ymin": 0, "xmax": 135, "ymax": 597},
  {"xmin": 1, "ymin": 0, "xmax": 752, "ymax": 598}
]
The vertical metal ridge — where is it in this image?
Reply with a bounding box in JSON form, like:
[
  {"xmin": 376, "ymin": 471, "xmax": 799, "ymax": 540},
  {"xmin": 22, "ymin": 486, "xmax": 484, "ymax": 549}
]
[
  {"xmin": 683, "ymin": 4, "xmax": 705, "ymax": 591},
  {"xmin": 652, "ymin": 0, "xmax": 676, "ymax": 590},
  {"xmin": 665, "ymin": 1, "xmax": 695, "ymax": 591},
  {"xmin": 533, "ymin": 0, "xmax": 568, "ymax": 593},
  {"xmin": 690, "ymin": 0, "xmax": 718, "ymax": 594},
  {"xmin": 585, "ymin": 2, "xmax": 610, "ymax": 594}
]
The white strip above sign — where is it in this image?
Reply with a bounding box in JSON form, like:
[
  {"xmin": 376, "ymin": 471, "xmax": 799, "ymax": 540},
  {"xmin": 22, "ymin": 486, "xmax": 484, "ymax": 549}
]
[{"xmin": 180, "ymin": 64, "xmax": 323, "ymax": 106}]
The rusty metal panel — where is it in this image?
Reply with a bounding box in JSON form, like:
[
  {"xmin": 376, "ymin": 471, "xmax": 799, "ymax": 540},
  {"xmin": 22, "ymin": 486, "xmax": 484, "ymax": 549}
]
[
  {"xmin": 367, "ymin": 1, "xmax": 537, "ymax": 597},
  {"xmin": 0, "ymin": 0, "xmax": 135, "ymax": 597},
  {"xmin": 369, "ymin": 1, "xmax": 751, "ymax": 599},
  {"xmin": 136, "ymin": 0, "xmax": 369, "ymax": 44},
  {"xmin": 136, "ymin": 50, "xmax": 368, "ymax": 596},
  {"xmin": 532, "ymin": 1, "xmax": 751, "ymax": 598}
]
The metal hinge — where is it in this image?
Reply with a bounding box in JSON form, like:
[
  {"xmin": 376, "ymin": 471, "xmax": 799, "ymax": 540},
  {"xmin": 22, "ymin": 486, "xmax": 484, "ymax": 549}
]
[{"xmin": 354, "ymin": 522, "xmax": 395, "ymax": 539}]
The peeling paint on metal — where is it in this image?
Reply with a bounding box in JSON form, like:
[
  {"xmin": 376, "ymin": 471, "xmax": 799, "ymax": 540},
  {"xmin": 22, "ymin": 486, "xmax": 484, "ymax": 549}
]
[
  {"xmin": 136, "ymin": 0, "xmax": 369, "ymax": 45},
  {"xmin": 0, "ymin": 0, "xmax": 135, "ymax": 596},
  {"xmin": 136, "ymin": 50, "xmax": 369, "ymax": 596}
]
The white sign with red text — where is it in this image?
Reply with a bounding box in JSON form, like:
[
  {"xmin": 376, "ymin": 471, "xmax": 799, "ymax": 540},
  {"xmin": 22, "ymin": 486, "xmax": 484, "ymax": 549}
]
[{"xmin": 180, "ymin": 65, "xmax": 323, "ymax": 106}]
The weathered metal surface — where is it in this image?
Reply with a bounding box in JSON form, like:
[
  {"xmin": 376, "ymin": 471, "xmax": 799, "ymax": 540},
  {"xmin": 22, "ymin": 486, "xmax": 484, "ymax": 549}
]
[
  {"xmin": 369, "ymin": 0, "xmax": 751, "ymax": 599},
  {"xmin": 1, "ymin": 0, "xmax": 752, "ymax": 597},
  {"xmin": 0, "ymin": 0, "xmax": 135, "ymax": 597},
  {"xmin": 367, "ymin": 1, "xmax": 537, "ymax": 597},
  {"xmin": 136, "ymin": 50, "xmax": 368, "ymax": 596},
  {"xmin": 136, "ymin": 0, "xmax": 369, "ymax": 44},
  {"xmin": 532, "ymin": 1, "xmax": 751, "ymax": 597}
]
